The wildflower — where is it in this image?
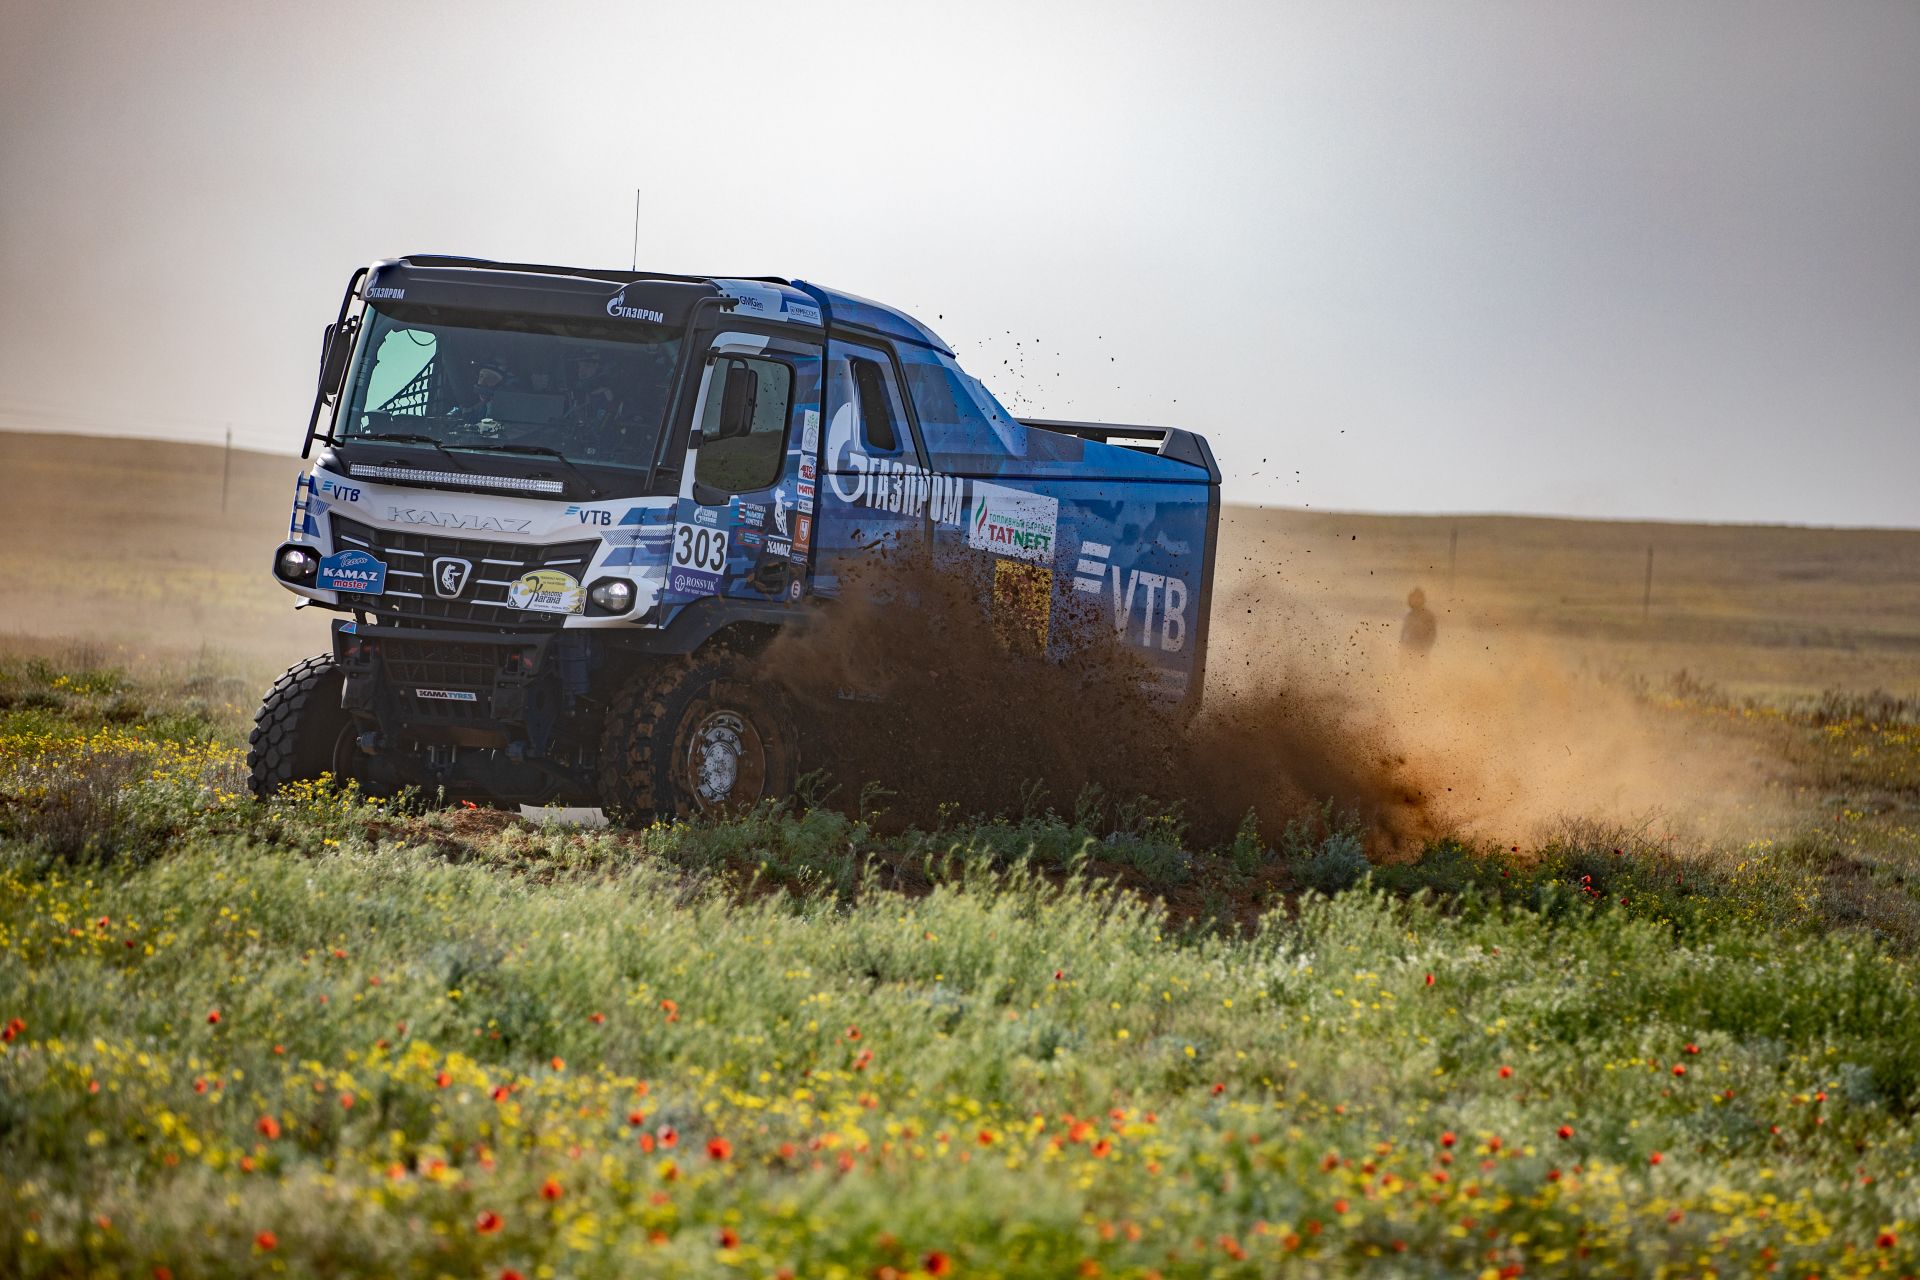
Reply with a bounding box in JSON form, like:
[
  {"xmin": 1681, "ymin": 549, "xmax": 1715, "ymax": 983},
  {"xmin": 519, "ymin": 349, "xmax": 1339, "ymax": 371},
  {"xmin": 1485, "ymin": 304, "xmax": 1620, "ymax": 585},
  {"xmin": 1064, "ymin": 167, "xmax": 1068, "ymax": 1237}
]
[
  {"xmin": 977, "ymin": 1130, "xmax": 995, "ymax": 1146},
  {"xmin": 1424, "ymin": 974, "xmax": 1434, "ymax": 987},
  {"xmin": 491, "ymin": 1085, "xmax": 511, "ymax": 1102},
  {"xmin": 540, "ymin": 1176, "xmax": 563, "ymax": 1201},
  {"xmin": 475, "ymin": 1211, "xmax": 502, "ymax": 1234},
  {"xmin": 1557, "ymin": 1125, "xmax": 1574, "ymax": 1140},
  {"xmin": 1053, "ymin": 970, "xmax": 1064, "ymax": 981},
  {"xmin": 1211, "ymin": 1082, "xmax": 1226, "ymax": 1095},
  {"xmin": 550, "ymin": 1057, "xmax": 565, "ymax": 1072},
  {"xmin": 1091, "ymin": 1139, "xmax": 1112, "ymax": 1158},
  {"xmin": 1333, "ymin": 1198, "xmax": 1349, "ymax": 1214},
  {"xmin": 1879, "ymin": 1232, "xmax": 1897, "ymax": 1249},
  {"xmin": 658, "ymin": 1125, "xmax": 678, "ymax": 1148},
  {"xmin": 924, "ymin": 1251, "xmax": 953, "ymax": 1276},
  {"xmin": 502, "ymin": 1271, "xmax": 525, "ymax": 1280},
  {"xmin": 256, "ymin": 1115, "xmax": 281, "ymax": 1140},
  {"xmin": 206, "ymin": 1010, "xmax": 221, "ymax": 1025},
  {"xmin": 435, "ymin": 1071, "xmax": 451, "ymax": 1089},
  {"xmin": 846, "ymin": 1025, "xmax": 861, "ymax": 1041},
  {"xmin": 660, "ymin": 998, "xmax": 679, "ymax": 1022},
  {"xmin": 627, "ymin": 1110, "xmax": 647, "ymax": 1127},
  {"xmin": 2, "ymin": 1018, "xmax": 24, "ymax": 1042},
  {"xmin": 254, "ymin": 1232, "xmax": 277, "ymax": 1251},
  {"xmin": 1684, "ymin": 1042, "xmax": 1700, "ymax": 1054},
  {"xmin": 1498, "ymin": 1065, "xmax": 1512, "ymax": 1079},
  {"xmin": 718, "ymin": 1227, "xmax": 740, "ymax": 1249},
  {"xmin": 1440, "ymin": 1131, "xmax": 1456, "ymax": 1148},
  {"xmin": 589, "ymin": 1012, "xmax": 605, "ymax": 1025},
  {"xmin": 1672, "ymin": 1063, "xmax": 1686, "ymax": 1076},
  {"xmin": 339, "ymin": 1092, "xmax": 355, "ymax": 1110},
  {"xmin": 707, "ymin": 1137, "xmax": 733, "ymax": 1161},
  {"xmin": 1649, "ymin": 1151, "xmax": 1663, "ymax": 1165}
]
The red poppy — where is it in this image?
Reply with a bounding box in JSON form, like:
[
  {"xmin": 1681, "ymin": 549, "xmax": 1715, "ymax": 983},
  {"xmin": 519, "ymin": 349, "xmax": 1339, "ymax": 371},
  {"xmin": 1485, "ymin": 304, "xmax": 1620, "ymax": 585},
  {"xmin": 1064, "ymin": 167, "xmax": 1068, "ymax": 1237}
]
[
  {"xmin": 1672, "ymin": 1064, "xmax": 1686, "ymax": 1076},
  {"xmin": 550, "ymin": 1057, "xmax": 565, "ymax": 1072},
  {"xmin": 659, "ymin": 1125, "xmax": 679, "ymax": 1148},
  {"xmin": 475, "ymin": 1210, "xmax": 502, "ymax": 1234},
  {"xmin": 1648, "ymin": 1151, "xmax": 1663, "ymax": 1165},
  {"xmin": 846, "ymin": 1026, "xmax": 861, "ymax": 1041},
  {"xmin": 1332, "ymin": 1198, "xmax": 1349, "ymax": 1214},
  {"xmin": 1424, "ymin": 974, "xmax": 1434, "ymax": 986},
  {"xmin": 924, "ymin": 1251, "xmax": 953, "ymax": 1276},
  {"xmin": 976, "ymin": 1130, "xmax": 995, "ymax": 1146},
  {"xmin": 2, "ymin": 1018, "xmax": 24, "ymax": 1042},
  {"xmin": 1091, "ymin": 1139, "xmax": 1112, "ymax": 1158},
  {"xmin": 339, "ymin": 1093, "xmax": 355, "ymax": 1110},
  {"xmin": 1556, "ymin": 1125, "xmax": 1574, "ymax": 1140},
  {"xmin": 502, "ymin": 1271, "xmax": 525, "ymax": 1280},
  {"xmin": 627, "ymin": 1110, "xmax": 646, "ymax": 1127},
  {"xmin": 1210, "ymin": 1082, "xmax": 1225, "ymax": 1095},
  {"xmin": 540, "ymin": 1176, "xmax": 563, "ymax": 1201},
  {"xmin": 717, "ymin": 1227, "xmax": 740, "ymax": 1248},
  {"xmin": 589, "ymin": 1012, "xmax": 605, "ymax": 1025},
  {"xmin": 207, "ymin": 1010, "xmax": 221, "ymax": 1025},
  {"xmin": 1498, "ymin": 1065, "xmax": 1512, "ymax": 1079},
  {"xmin": 435, "ymin": 1071, "xmax": 451, "ymax": 1089},
  {"xmin": 256, "ymin": 1115, "xmax": 281, "ymax": 1140},
  {"xmin": 1440, "ymin": 1132, "xmax": 1456, "ymax": 1148},
  {"xmin": 491, "ymin": 1085, "xmax": 511, "ymax": 1102},
  {"xmin": 1546, "ymin": 1168, "xmax": 1561, "ymax": 1182},
  {"xmin": 254, "ymin": 1232, "xmax": 277, "ymax": 1251},
  {"xmin": 1879, "ymin": 1232, "xmax": 1898, "ymax": 1249},
  {"xmin": 707, "ymin": 1137, "xmax": 733, "ymax": 1161}
]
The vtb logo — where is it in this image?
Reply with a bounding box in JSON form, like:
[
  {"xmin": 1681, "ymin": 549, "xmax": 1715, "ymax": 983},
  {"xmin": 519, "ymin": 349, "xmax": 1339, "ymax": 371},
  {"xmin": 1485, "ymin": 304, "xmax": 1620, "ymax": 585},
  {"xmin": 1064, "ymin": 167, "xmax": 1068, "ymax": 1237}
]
[{"xmin": 432, "ymin": 556, "xmax": 473, "ymax": 599}]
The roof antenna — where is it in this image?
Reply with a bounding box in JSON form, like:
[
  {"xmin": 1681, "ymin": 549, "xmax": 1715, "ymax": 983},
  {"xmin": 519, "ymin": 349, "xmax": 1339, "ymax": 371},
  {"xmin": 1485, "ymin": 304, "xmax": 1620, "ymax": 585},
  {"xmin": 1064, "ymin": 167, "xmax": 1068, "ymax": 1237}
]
[{"xmin": 631, "ymin": 188, "xmax": 640, "ymax": 272}]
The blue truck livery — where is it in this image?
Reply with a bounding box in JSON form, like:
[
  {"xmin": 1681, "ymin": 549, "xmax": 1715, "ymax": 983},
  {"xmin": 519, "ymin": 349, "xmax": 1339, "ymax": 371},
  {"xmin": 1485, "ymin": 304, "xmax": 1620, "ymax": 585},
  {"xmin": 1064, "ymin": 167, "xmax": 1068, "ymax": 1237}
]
[{"xmin": 251, "ymin": 255, "xmax": 1220, "ymax": 815}]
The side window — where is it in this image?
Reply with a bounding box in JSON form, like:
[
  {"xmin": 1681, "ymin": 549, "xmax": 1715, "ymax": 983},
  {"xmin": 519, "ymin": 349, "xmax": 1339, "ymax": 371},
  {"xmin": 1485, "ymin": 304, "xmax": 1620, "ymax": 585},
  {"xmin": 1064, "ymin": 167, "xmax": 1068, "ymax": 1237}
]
[
  {"xmin": 695, "ymin": 356, "xmax": 792, "ymax": 493},
  {"xmin": 898, "ymin": 345, "xmax": 1025, "ymax": 473},
  {"xmin": 851, "ymin": 357, "xmax": 900, "ymax": 453}
]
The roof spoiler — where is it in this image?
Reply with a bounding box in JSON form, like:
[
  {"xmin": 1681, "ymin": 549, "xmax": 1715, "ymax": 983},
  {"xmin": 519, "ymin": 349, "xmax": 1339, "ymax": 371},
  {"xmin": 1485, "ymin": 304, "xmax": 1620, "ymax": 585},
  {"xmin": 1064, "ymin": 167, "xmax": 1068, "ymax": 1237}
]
[{"xmin": 1018, "ymin": 419, "xmax": 1220, "ymax": 484}]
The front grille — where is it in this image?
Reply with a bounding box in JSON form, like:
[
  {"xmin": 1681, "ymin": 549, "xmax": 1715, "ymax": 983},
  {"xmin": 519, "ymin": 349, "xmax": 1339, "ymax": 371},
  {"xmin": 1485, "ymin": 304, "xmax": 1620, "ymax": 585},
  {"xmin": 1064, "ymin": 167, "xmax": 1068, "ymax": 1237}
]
[{"xmin": 331, "ymin": 515, "xmax": 598, "ymax": 630}]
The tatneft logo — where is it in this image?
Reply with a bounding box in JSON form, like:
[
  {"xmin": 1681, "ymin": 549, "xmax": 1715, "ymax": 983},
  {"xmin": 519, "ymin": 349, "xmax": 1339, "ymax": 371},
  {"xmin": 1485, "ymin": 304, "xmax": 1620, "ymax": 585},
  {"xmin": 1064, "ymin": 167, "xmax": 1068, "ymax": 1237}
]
[
  {"xmin": 432, "ymin": 556, "xmax": 473, "ymax": 599},
  {"xmin": 387, "ymin": 507, "xmax": 533, "ymax": 533},
  {"xmin": 606, "ymin": 288, "xmax": 665, "ymax": 323},
  {"xmin": 365, "ymin": 285, "xmax": 406, "ymax": 300}
]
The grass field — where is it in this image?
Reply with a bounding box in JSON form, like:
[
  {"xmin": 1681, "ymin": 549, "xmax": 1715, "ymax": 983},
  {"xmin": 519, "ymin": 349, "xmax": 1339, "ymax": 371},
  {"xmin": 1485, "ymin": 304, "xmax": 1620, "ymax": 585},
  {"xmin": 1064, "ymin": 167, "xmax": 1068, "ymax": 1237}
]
[{"xmin": 3, "ymin": 430, "xmax": 1920, "ymax": 1277}]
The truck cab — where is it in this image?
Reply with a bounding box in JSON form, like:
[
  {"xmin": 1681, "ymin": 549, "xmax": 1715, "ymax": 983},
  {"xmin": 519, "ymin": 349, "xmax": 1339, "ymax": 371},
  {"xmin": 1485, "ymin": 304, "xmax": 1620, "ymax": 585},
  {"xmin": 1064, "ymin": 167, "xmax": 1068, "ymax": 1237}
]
[{"xmin": 253, "ymin": 255, "xmax": 1219, "ymax": 816}]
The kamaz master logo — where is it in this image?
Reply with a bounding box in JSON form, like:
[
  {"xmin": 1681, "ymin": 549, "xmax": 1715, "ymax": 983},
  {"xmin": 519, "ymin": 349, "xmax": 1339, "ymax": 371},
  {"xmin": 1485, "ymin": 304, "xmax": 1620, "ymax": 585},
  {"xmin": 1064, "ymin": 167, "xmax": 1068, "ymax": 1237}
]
[{"xmin": 386, "ymin": 507, "xmax": 533, "ymax": 533}]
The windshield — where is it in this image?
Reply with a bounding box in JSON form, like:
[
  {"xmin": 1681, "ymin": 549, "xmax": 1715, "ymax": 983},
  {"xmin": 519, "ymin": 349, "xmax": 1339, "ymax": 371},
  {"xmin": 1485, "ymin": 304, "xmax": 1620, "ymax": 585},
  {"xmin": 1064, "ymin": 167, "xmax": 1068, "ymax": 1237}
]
[{"xmin": 336, "ymin": 302, "xmax": 683, "ymax": 478}]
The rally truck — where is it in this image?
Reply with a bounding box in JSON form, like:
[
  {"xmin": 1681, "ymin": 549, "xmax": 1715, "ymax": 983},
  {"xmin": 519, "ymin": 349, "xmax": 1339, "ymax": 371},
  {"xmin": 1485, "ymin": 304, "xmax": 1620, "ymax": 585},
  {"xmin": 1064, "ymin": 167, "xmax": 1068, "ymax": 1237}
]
[{"xmin": 251, "ymin": 255, "xmax": 1220, "ymax": 815}]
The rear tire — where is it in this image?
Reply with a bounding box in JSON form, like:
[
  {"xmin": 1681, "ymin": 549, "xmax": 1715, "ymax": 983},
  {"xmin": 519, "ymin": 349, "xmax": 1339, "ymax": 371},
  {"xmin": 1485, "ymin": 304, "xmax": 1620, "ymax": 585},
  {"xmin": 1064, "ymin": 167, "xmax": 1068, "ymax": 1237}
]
[
  {"xmin": 246, "ymin": 655, "xmax": 359, "ymax": 798},
  {"xmin": 598, "ymin": 649, "xmax": 797, "ymax": 823}
]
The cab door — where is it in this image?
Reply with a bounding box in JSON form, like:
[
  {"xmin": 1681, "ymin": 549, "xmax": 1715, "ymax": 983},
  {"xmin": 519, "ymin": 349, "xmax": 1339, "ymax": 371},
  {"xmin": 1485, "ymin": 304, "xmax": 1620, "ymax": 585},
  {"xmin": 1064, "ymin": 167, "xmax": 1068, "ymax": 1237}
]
[
  {"xmin": 663, "ymin": 331, "xmax": 822, "ymax": 607},
  {"xmin": 813, "ymin": 337, "xmax": 933, "ymax": 597}
]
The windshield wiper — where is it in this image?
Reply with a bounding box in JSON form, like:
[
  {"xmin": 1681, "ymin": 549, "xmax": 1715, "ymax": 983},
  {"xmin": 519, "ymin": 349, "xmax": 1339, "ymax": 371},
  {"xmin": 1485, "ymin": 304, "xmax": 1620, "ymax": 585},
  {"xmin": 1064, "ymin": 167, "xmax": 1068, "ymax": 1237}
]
[
  {"xmin": 353, "ymin": 431, "xmax": 474, "ymax": 473},
  {"xmin": 456, "ymin": 443, "xmax": 602, "ymax": 498}
]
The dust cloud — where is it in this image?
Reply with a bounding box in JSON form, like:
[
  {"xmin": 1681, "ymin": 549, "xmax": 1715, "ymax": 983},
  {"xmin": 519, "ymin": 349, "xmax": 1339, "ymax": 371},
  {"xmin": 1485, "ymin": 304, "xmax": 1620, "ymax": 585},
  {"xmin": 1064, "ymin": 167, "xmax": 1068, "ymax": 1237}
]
[{"xmin": 764, "ymin": 556, "xmax": 1773, "ymax": 853}]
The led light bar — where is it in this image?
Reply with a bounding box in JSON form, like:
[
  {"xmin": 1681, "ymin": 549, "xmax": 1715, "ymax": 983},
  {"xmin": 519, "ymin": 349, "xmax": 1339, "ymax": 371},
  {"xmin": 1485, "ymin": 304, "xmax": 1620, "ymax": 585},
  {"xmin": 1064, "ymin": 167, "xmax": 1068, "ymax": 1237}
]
[{"xmin": 348, "ymin": 464, "xmax": 565, "ymax": 495}]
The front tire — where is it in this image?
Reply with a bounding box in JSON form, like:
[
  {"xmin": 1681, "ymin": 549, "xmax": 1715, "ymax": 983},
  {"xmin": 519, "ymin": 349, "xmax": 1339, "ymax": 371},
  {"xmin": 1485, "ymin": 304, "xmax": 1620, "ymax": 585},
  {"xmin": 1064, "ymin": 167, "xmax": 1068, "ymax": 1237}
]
[
  {"xmin": 246, "ymin": 655, "xmax": 359, "ymax": 798},
  {"xmin": 598, "ymin": 650, "xmax": 796, "ymax": 822}
]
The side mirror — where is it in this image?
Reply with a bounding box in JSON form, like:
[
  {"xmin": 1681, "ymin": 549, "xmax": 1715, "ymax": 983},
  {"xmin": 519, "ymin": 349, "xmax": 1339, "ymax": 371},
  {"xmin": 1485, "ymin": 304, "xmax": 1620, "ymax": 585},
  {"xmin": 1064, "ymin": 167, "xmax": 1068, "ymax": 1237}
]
[
  {"xmin": 716, "ymin": 360, "xmax": 758, "ymax": 439},
  {"xmin": 317, "ymin": 319, "xmax": 358, "ymax": 400}
]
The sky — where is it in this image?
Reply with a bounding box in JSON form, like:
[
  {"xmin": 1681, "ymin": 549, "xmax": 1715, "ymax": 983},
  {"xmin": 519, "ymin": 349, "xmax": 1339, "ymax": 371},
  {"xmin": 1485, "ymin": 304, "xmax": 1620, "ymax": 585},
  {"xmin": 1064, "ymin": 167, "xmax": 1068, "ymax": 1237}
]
[{"xmin": 1, "ymin": 0, "xmax": 1915, "ymax": 526}]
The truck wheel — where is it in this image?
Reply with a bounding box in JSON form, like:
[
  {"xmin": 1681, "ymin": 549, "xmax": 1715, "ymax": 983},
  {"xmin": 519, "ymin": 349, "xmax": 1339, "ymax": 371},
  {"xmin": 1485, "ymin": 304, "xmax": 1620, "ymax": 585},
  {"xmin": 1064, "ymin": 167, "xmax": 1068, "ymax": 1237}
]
[
  {"xmin": 598, "ymin": 650, "xmax": 796, "ymax": 822},
  {"xmin": 246, "ymin": 655, "xmax": 359, "ymax": 798}
]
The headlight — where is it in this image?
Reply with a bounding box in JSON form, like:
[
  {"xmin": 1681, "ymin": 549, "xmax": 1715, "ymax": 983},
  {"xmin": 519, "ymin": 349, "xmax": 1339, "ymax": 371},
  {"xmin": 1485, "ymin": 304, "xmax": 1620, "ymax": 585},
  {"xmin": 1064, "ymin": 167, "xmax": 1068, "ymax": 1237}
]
[
  {"xmin": 587, "ymin": 578, "xmax": 636, "ymax": 615},
  {"xmin": 275, "ymin": 545, "xmax": 320, "ymax": 583}
]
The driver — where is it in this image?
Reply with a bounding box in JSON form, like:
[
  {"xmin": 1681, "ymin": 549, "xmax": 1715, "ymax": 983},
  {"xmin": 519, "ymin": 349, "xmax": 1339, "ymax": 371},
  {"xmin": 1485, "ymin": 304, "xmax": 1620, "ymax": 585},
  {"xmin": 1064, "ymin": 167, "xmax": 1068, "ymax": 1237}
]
[{"xmin": 446, "ymin": 356, "xmax": 514, "ymax": 424}]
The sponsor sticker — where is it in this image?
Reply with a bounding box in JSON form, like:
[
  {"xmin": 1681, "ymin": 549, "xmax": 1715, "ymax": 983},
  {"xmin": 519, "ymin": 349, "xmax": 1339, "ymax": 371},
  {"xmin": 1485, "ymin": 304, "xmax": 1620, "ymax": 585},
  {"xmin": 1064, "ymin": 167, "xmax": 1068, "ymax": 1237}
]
[
  {"xmin": 667, "ymin": 566, "xmax": 721, "ymax": 598},
  {"xmin": 796, "ymin": 481, "xmax": 815, "ymax": 501},
  {"xmin": 507, "ymin": 569, "xmax": 585, "ymax": 615},
  {"xmin": 693, "ymin": 506, "xmax": 721, "ymax": 528},
  {"xmin": 739, "ymin": 528, "xmax": 765, "ymax": 548},
  {"xmin": 968, "ymin": 483, "xmax": 1059, "ymax": 565},
  {"xmin": 794, "ymin": 513, "xmax": 813, "ymax": 550},
  {"xmin": 318, "ymin": 549, "xmax": 387, "ymax": 594},
  {"xmin": 787, "ymin": 577, "xmax": 804, "ymax": 600},
  {"xmin": 797, "ymin": 458, "xmax": 817, "ymax": 482},
  {"xmin": 766, "ymin": 538, "xmax": 792, "ymax": 559},
  {"xmin": 801, "ymin": 409, "xmax": 819, "ymax": 455},
  {"xmin": 416, "ymin": 688, "xmax": 479, "ymax": 703},
  {"xmin": 735, "ymin": 501, "xmax": 768, "ymax": 530}
]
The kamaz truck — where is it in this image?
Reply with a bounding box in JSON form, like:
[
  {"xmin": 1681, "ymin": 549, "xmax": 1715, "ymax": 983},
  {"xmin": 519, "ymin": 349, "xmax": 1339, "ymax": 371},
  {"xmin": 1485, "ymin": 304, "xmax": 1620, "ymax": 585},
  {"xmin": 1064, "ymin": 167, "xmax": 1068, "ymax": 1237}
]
[{"xmin": 251, "ymin": 255, "xmax": 1219, "ymax": 816}]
